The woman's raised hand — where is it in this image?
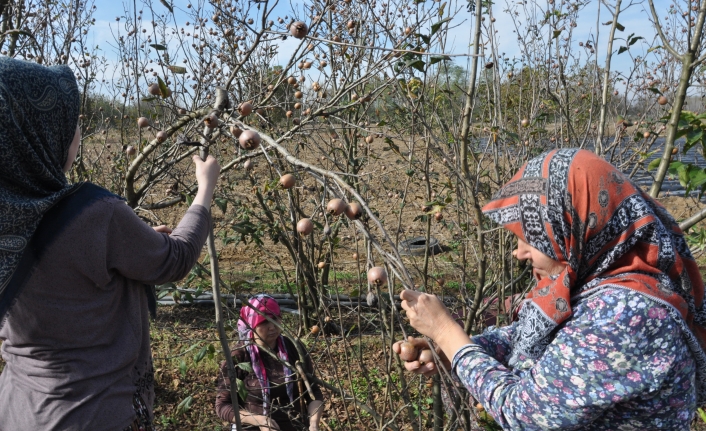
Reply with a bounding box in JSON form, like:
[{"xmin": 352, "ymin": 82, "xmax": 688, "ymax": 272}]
[
  {"xmin": 191, "ymin": 154, "xmax": 220, "ymax": 207},
  {"xmin": 399, "ymin": 289, "xmax": 473, "ymax": 367}
]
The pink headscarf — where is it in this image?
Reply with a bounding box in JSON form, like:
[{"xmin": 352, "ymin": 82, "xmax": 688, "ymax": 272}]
[{"xmin": 237, "ymin": 294, "xmax": 293, "ymax": 414}]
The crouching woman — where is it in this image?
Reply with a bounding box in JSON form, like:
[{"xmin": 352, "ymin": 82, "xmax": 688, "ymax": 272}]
[{"xmin": 216, "ymin": 295, "xmax": 324, "ymax": 431}]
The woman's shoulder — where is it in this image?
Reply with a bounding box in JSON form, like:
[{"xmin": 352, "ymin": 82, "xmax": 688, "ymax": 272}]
[{"xmin": 572, "ymin": 287, "xmax": 680, "ymax": 333}]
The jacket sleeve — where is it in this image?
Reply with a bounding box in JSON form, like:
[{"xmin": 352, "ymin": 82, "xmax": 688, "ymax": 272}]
[
  {"xmin": 470, "ymin": 322, "xmax": 517, "ymax": 366},
  {"xmin": 215, "ymin": 349, "xmax": 247, "ymax": 423},
  {"xmin": 105, "ymin": 202, "xmax": 210, "ymax": 285},
  {"xmin": 451, "ymin": 290, "xmax": 689, "ymax": 430}
]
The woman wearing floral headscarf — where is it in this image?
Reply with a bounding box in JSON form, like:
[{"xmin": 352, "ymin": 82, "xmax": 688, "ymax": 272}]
[
  {"xmin": 0, "ymin": 57, "xmax": 219, "ymax": 430},
  {"xmin": 216, "ymin": 294, "xmax": 324, "ymax": 431},
  {"xmin": 395, "ymin": 149, "xmax": 706, "ymax": 429}
]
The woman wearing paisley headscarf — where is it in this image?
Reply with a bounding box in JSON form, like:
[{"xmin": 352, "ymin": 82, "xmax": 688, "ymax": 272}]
[
  {"xmin": 216, "ymin": 294, "xmax": 324, "ymax": 431},
  {"xmin": 0, "ymin": 57, "xmax": 219, "ymax": 430},
  {"xmin": 394, "ymin": 148, "xmax": 706, "ymax": 430}
]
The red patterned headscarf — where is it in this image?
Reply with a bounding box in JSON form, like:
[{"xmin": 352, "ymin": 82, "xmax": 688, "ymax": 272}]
[{"xmin": 481, "ymin": 149, "xmax": 706, "ymax": 403}]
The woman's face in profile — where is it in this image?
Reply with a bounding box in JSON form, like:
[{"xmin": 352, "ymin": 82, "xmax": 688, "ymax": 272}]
[
  {"xmin": 513, "ymin": 237, "xmax": 567, "ymax": 281},
  {"xmin": 254, "ymin": 316, "xmax": 282, "ymax": 348}
]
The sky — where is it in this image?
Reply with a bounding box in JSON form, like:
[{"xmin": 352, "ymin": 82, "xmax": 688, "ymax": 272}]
[{"xmin": 85, "ymin": 0, "xmax": 675, "ymax": 90}]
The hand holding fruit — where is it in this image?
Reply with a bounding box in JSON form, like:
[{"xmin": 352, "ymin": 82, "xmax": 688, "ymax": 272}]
[
  {"xmin": 393, "ymin": 336, "xmax": 450, "ymax": 377},
  {"xmin": 399, "ymin": 289, "xmax": 454, "ymax": 340}
]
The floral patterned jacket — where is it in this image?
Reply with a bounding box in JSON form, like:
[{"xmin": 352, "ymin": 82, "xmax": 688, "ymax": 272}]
[{"xmin": 452, "ymin": 288, "xmax": 697, "ymax": 430}]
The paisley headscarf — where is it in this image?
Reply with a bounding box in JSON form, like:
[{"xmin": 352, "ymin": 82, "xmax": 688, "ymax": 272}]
[
  {"xmin": 482, "ymin": 148, "xmax": 706, "ymax": 404},
  {"xmin": 0, "ymin": 57, "xmax": 80, "ymax": 323},
  {"xmin": 238, "ymin": 294, "xmax": 294, "ymax": 415}
]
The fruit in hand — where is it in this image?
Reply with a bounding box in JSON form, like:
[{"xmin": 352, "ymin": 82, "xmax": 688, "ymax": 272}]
[
  {"xmin": 418, "ymin": 349, "xmax": 433, "ymax": 365},
  {"xmin": 326, "ymin": 198, "xmax": 348, "ymax": 216},
  {"xmin": 398, "ymin": 341, "xmax": 419, "ymax": 361},
  {"xmin": 238, "ymin": 130, "xmax": 261, "ymax": 150},
  {"xmin": 297, "ymin": 218, "xmax": 314, "ymax": 235},
  {"xmin": 367, "ymin": 267, "xmax": 388, "ymax": 285}
]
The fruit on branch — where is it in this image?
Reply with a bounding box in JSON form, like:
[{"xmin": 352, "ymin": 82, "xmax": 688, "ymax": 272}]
[
  {"xmin": 521, "ymin": 118, "xmax": 530, "ymax": 128},
  {"xmin": 238, "ymin": 130, "xmax": 261, "ymax": 150},
  {"xmin": 286, "ymin": 110, "xmax": 293, "ymax": 118},
  {"xmin": 365, "ymin": 135, "xmax": 374, "ymax": 144},
  {"xmin": 434, "ymin": 212, "xmax": 443, "ymax": 222},
  {"xmin": 347, "ymin": 20, "xmax": 356, "ymax": 29},
  {"xmin": 230, "ymin": 126, "xmax": 243, "ymax": 137},
  {"xmin": 643, "ymin": 131, "xmax": 651, "ymax": 139},
  {"xmin": 297, "ymin": 218, "xmax": 314, "ymax": 235},
  {"xmin": 238, "ymin": 102, "xmax": 253, "ymax": 116},
  {"xmin": 137, "ymin": 117, "xmax": 150, "ymax": 128},
  {"xmin": 317, "ymin": 262, "xmax": 327, "ymax": 269},
  {"xmin": 326, "ymin": 198, "xmax": 348, "ymax": 216},
  {"xmin": 398, "ymin": 341, "xmax": 419, "ymax": 361},
  {"xmin": 352, "ymin": 253, "xmax": 359, "ymax": 261},
  {"xmin": 148, "ymin": 83, "xmax": 161, "ymax": 96},
  {"xmin": 404, "ymin": 26, "xmax": 412, "ymax": 35},
  {"xmin": 310, "ymin": 325, "xmax": 320, "ymax": 335},
  {"xmin": 287, "ymin": 76, "xmax": 297, "ymax": 85},
  {"xmin": 418, "ymin": 349, "xmax": 433, "ymax": 365},
  {"xmin": 279, "ymin": 174, "xmax": 296, "ymax": 189},
  {"xmin": 292, "ymin": 119, "xmax": 301, "ymax": 125},
  {"xmin": 126, "ymin": 145, "xmax": 136, "ymax": 156},
  {"xmin": 344, "ymin": 202, "xmax": 362, "ymax": 220},
  {"xmin": 312, "ymin": 82, "xmax": 321, "ymax": 91},
  {"xmin": 672, "ymin": 147, "xmax": 678, "ymax": 155},
  {"xmin": 367, "ymin": 267, "xmax": 388, "ymax": 285},
  {"xmin": 156, "ymin": 131, "xmax": 167, "ymax": 143},
  {"xmin": 332, "ymin": 35, "xmax": 341, "ymax": 42},
  {"xmin": 256, "ymin": 108, "xmax": 265, "ymax": 116},
  {"xmin": 658, "ymin": 96, "xmax": 668, "ymax": 105},
  {"xmin": 290, "ymin": 21, "xmax": 308, "ymax": 39},
  {"xmin": 294, "ymin": 91, "xmax": 303, "ymax": 99},
  {"xmin": 294, "ymin": 102, "xmax": 302, "ymax": 109},
  {"xmin": 204, "ymin": 112, "xmax": 219, "ymax": 128},
  {"xmin": 243, "ymin": 159, "xmax": 253, "ymax": 170},
  {"xmin": 485, "ymin": 61, "xmax": 494, "ymax": 69},
  {"xmin": 177, "ymin": 108, "xmax": 187, "ymax": 115}
]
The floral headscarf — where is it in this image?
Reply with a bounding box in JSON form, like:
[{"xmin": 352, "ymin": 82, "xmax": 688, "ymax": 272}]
[
  {"xmin": 482, "ymin": 148, "xmax": 706, "ymax": 404},
  {"xmin": 0, "ymin": 57, "xmax": 80, "ymax": 324},
  {"xmin": 238, "ymin": 294, "xmax": 294, "ymax": 414}
]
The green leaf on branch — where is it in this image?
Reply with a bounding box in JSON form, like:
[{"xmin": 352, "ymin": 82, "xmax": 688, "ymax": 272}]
[
  {"xmin": 157, "ymin": 76, "xmax": 170, "ymax": 98},
  {"xmin": 215, "ymin": 198, "xmax": 228, "ymax": 213},
  {"xmin": 431, "ymin": 17, "xmax": 452, "ymax": 36},
  {"xmin": 618, "ymin": 46, "xmax": 629, "ymax": 55},
  {"xmin": 648, "ymin": 157, "xmax": 663, "ymax": 171},
  {"xmin": 406, "ymin": 59, "xmax": 425, "ymax": 72},
  {"xmin": 167, "ymin": 65, "xmax": 187, "ymax": 74},
  {"xmin": 685, "ymin": 128, "xmax": 704, "ymax": 152},
  {"xmin": 647, "ymin": 45, "xmax": 662, "ymax": 53},
  {"xmin": 429, "ymin": 55, "xmax": 450, "ymax": 65},
  {"xmin": 237, "ymin": 362, "xmax": 253, "ymax": 373},
  {"xmin": 628, "ymin": 35, "xmax": 643, "ymax": 46},
  {"xmin": 158, "ymin": 0, "xmax": 174, "ymax": 13},
  {"xmin": 237, "ymin": 378, "xmax": 248, "ymax": 401},
  {"xmin": 615, "ymin": 22, "xmax": 625, "ymax": 31},
  {"xmin": 150, "ymin": 43, "xmax": 168, "ymax": 50}
]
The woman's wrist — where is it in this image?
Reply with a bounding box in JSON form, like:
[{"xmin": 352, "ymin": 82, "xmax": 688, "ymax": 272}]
[{"xmin": 433, "ymin": 319, "xmax": 473, "ymax": 363}]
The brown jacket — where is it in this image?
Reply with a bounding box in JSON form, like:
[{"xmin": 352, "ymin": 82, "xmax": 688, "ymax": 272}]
[{"xmin": 216, "ymin": 337, "xmax": 323, "ymax": 431}]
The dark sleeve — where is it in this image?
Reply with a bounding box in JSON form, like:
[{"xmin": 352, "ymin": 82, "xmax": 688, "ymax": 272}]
[
  {"xmin": 289, "ymin": 338, "xmax": 324, "ymax": 402},
  {"xmin": 106, "ymin": 202, "xmax": 210, "ymax": 285},
  {"xmin": 216, "ymin": 349, "xmax": 247, "ymax": 422}
]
